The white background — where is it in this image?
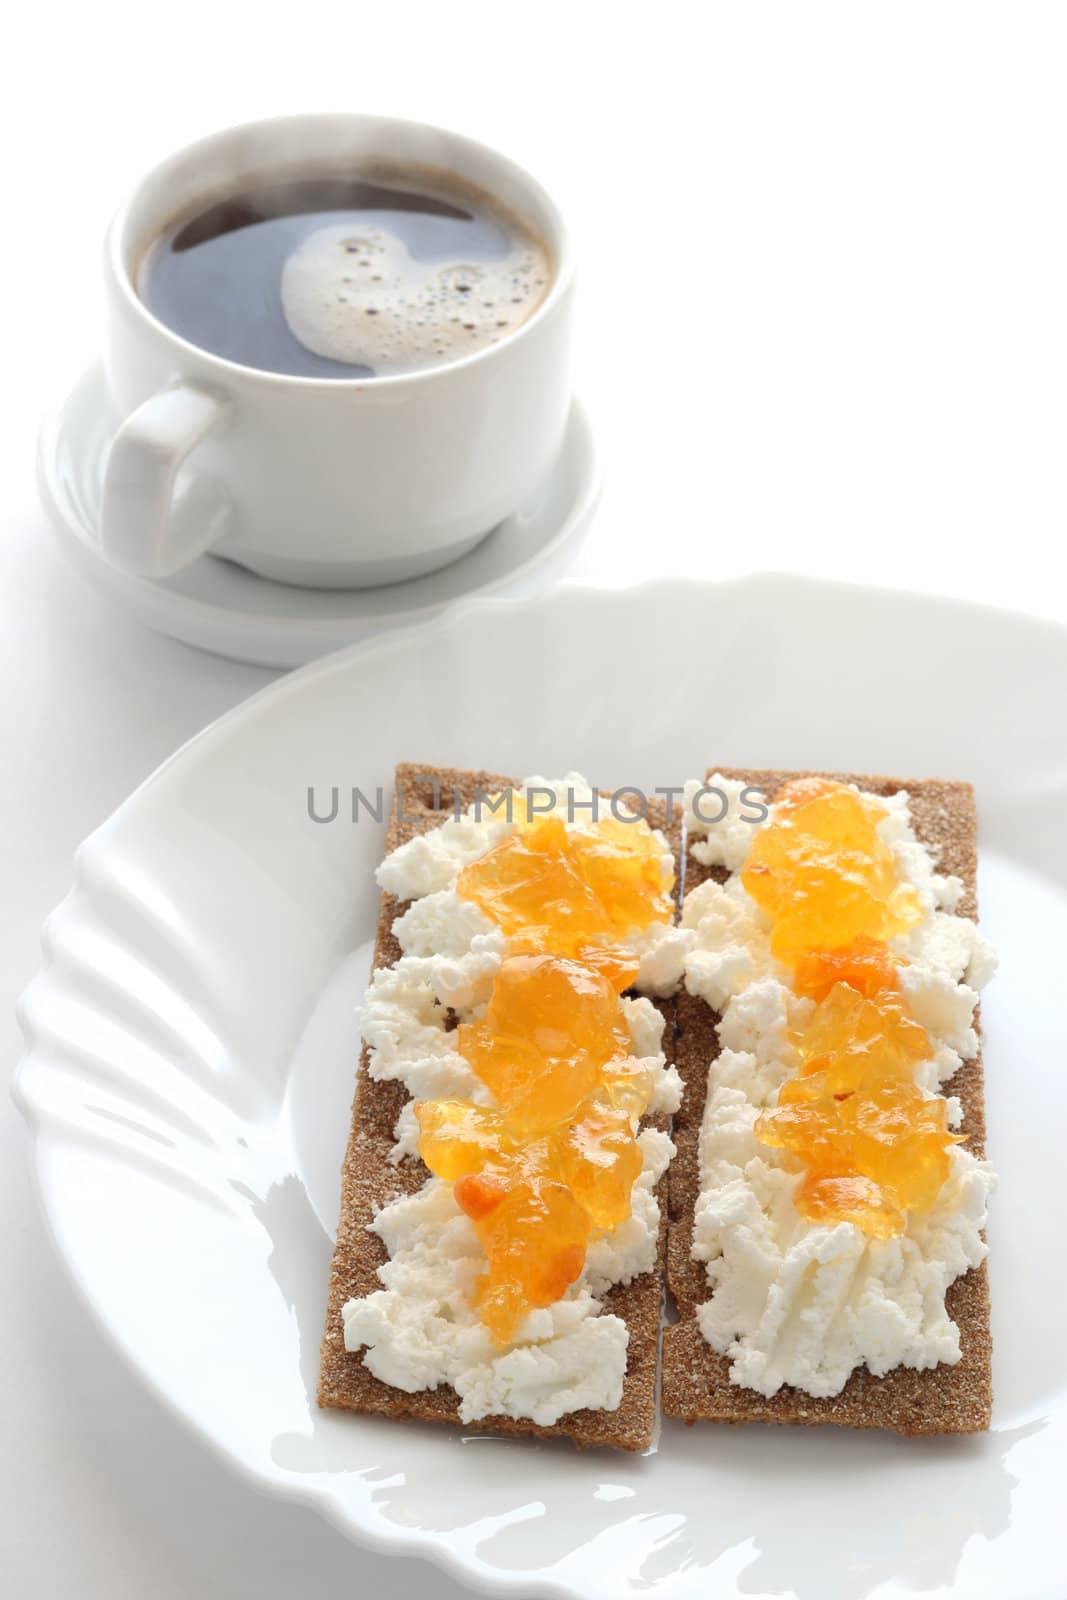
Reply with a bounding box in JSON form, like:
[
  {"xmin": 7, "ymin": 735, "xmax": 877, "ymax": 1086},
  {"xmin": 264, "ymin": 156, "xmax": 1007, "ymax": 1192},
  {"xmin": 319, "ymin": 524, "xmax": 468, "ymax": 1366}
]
[{"xmin": 4, "ymin": 3, "xmax": 1066, "ymax": 1595}]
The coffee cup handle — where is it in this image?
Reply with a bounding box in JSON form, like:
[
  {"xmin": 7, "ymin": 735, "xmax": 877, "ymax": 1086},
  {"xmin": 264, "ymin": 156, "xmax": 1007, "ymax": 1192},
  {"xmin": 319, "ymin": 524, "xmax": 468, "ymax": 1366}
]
[{"xmin": 100, "ymin": 384, "xmax": 233, "ymax": 578}]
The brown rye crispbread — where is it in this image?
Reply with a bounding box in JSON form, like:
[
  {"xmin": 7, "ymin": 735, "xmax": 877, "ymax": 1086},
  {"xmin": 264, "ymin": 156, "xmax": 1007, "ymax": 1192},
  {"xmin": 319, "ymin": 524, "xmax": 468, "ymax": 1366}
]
[
  {"xmin": 318, "ymin": 764, "xmax": 681, "ymax": 1450},
  {"xmin": 662, "ymin": 769, "xmax": 992, "ymax": 1435}
]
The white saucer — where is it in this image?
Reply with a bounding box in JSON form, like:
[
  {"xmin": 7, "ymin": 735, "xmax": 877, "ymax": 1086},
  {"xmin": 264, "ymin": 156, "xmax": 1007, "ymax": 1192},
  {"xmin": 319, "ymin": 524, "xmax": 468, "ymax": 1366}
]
[{"xmin": 37, "ymin": 365, "xmax": 600, "ymax": 669}]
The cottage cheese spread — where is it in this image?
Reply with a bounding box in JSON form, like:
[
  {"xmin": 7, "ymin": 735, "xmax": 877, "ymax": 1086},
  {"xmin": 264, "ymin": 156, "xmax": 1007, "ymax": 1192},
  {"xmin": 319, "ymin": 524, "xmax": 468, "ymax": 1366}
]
[
  {"xmin": 683, "ymin": 776, "xmax": 997, "ymax": 1399},
  {"xmin": 378, "ymin": 774, "xmax": 687, "ymax": 996},
  {"xmin": 343, "ymin": 1127, "xmax": 676, "ymax": 1423},
  {"xmin": 344, "ymin": 775, "xmax": 680, "ymax": 1424}
]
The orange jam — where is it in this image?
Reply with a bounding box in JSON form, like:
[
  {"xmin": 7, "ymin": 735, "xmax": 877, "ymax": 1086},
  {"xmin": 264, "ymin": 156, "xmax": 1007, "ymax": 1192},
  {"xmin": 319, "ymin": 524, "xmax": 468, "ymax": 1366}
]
[
  {"xmin": 417, "ymin": 953, "xmax": 652, "ymax": 1344},
  {"xmin": 792, "ymin": 935, "xmax": 900, "ymax": 1003},
  {"xmin": 413, "ymin": 807, "xmax": 673, "ymax": 1346},
  {"xmin": 456, "ymin": 812, "xmax": 672, "ymax": 987},
  {"xmin": 757, "ymin": 1074, "xmax": 959, "ymax": 1238},
  {"xmin": 751, "ymin": 782, "xmax": 956, "ymax": 1238},
  {"xmin": 456, "ymin": 953, "xmax": 644, "ymax": 1135},
  {"xmin": 741, "ymin": 782, "xmax": 922, "ymax": 964}
]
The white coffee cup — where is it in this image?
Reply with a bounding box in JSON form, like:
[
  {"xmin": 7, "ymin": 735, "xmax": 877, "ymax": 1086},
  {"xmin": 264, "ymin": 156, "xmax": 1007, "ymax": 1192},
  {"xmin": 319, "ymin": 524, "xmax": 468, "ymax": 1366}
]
[{"xmin": 101, "ymin": 113, "xmax": 574, "ymax": 589}]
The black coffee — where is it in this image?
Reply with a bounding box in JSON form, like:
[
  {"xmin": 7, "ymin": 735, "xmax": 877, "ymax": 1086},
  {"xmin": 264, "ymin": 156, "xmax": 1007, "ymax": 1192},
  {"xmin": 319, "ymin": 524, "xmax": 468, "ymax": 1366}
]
[{"xmin": 137, "ymin": 171, "xmax": 551, "ymax": 379}]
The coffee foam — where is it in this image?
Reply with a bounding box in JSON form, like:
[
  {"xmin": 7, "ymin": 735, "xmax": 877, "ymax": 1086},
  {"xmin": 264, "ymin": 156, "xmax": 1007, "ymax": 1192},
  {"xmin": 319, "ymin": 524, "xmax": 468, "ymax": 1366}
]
[{"xmin": 280, "ymin": 223, "xmax": 550, "ymax": 373}]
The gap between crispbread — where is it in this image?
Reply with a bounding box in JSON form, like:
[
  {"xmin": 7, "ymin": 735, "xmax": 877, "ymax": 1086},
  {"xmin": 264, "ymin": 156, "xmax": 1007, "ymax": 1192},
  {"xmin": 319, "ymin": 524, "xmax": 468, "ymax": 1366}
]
[
  {"xmin": 318, "ymin": 764, "xmax": 681, "ymax": 1451},
  {"xmin": 662, "ymin": 768, "xmax": 992, "ymax": 1436}
]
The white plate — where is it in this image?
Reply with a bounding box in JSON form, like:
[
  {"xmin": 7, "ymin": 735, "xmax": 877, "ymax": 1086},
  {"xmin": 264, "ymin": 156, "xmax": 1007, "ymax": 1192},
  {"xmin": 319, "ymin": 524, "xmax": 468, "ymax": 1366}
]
[
  {"xmin": 36, "ymin": 365, "xmax": 600, "ymax": 668},
  {"xmin": 14, "ymin": 576, "xmax": 1067, "ymax": 1600}
]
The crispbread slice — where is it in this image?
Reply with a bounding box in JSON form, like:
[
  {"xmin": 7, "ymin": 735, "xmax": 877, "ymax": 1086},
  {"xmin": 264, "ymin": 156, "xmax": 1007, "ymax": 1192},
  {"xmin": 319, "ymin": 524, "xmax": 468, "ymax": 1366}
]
[
  {"xmin": 662, "ymin": 769, "xmax": 992, "ymax": 1435},
  {"xmin": 319, "ymin": 764, "xmax": 680, "ymax": 1450}
]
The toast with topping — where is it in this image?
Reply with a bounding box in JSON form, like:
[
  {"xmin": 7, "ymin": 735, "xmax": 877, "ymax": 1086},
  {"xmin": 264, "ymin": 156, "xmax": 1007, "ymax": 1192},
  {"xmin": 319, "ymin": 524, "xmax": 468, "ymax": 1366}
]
[
  {"xmin": 319, "ymin": 765, "xmax": 681, "ymax": 1450},
  {"xmin": 662, "ymin": 769, "xmax": 993, "ymax": 1435}
]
